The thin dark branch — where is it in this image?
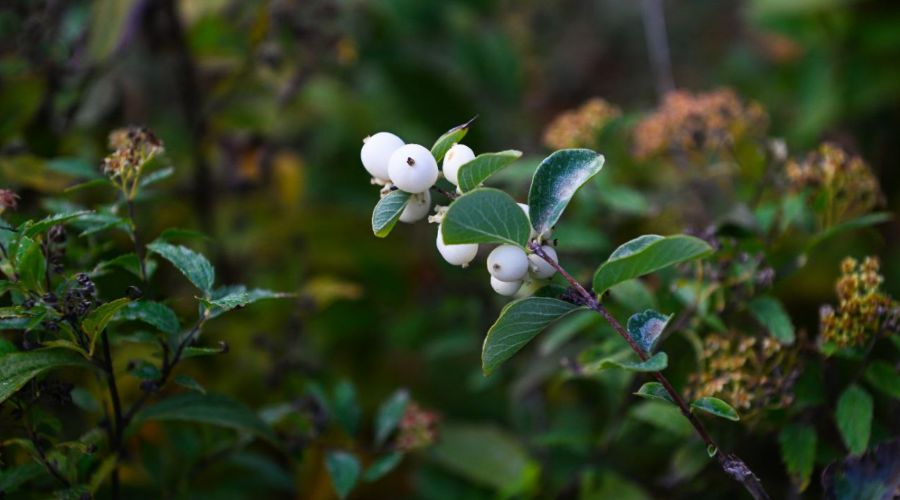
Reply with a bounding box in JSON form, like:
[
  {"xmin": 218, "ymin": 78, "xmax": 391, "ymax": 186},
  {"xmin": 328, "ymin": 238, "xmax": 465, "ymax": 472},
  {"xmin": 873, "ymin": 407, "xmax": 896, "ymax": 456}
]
[
  {"xmin": 431, "ymin": 185, "xmax": 458, "ymax": 201},
  {"xmin": 529, "ymin": 242, "xmax": 770, "ymax": 499},
  {"xmin": 126, "ymin": 199, "xmax": 147, "ymax": 283},
  {"xmin": 100, "ymin": 331, "xmax": 123, "ymax": 499}
]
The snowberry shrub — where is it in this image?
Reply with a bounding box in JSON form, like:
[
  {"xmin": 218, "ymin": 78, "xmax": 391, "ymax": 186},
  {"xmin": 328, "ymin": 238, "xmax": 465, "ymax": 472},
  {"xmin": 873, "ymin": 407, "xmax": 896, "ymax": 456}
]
[{"xmin": 361, "ymin": 119, "xmax": 772, "ymax": 499}]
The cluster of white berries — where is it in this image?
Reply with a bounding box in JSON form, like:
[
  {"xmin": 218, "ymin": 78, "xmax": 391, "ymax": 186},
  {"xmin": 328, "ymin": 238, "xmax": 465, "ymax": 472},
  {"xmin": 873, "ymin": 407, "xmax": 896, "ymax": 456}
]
[{"xmin": 361, "ymin": 132, "xmax": 558, "ymax": 296}]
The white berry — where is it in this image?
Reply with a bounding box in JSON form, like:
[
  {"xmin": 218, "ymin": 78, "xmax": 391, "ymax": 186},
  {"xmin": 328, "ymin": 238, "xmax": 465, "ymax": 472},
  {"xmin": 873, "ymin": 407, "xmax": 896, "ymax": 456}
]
[
  {"xmin": 486, "ymin": 244, "xmax": 529, "ymax": 282},
  {"xmin": 436, "ymin": 225, "xmax": 478, "ymax": 267},
  {"xmin": 528, "ymin": 245, "xmax": 558, "ymax": 279},
  {"xmin": 388, "ymin": 144, "xmax": 439, "ymax": 193},
  {"xmin": 442, "ymin": 143, "xmax": 475, "ymax": 186},
  {"xmin": 361, "ymin": 132, "xmax": 404, "ymax": 181},
  {"xmin": 518, "ymin": 203, "xmax": 538, "ymax": 240},
  {"xmin": 399, "ymin": 191, "xmax": 431, "ymax": 223},
  {"xmin": 490, "ymin": 276, "xmax": 522, "ymax": 296}
]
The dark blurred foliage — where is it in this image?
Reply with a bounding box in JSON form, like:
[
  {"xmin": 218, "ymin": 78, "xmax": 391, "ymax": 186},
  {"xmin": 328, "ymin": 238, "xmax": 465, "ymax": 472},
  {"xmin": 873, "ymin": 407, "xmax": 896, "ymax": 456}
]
[{"xmin": 1, "ymin": 0, "xmax": 899, "ymax": 498}]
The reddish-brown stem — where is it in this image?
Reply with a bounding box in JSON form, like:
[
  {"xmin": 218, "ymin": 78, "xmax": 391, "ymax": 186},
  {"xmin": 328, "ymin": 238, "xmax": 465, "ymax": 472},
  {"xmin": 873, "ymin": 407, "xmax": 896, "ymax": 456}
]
[{"xmin": 528, "ymin": 242, "xmax": 769, "ymax": 499}]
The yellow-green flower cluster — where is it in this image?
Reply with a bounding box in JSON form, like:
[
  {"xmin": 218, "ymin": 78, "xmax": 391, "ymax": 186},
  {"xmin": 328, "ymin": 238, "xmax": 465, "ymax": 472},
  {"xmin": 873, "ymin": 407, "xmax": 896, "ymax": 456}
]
[
  {"xmin": 633, "ymin": 89, "xmax": 767, "ymax": 160},
  {"xmin": 689, "ymin": 332, "xmax": 796, "ymax": 413},
  {"xmin": 102, "ymin": 127, "xmax": 164, "ymax": 200},
  {"xmin": 820, "ymin": 257, "xmax": 898, "ymax": 349},
  {"xmin": 543, "ymin": 98, "xmax": 621, "ymax": 150},
  {"xmin": 785, "ymin": 143, "xmax": 882, "ymax": 227}
]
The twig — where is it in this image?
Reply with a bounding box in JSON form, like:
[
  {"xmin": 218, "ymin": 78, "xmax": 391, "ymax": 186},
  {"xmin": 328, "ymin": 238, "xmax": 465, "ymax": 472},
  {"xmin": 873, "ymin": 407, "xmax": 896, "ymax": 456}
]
[
  {"xmin": 431, "ymin": 185, "xmax": 458, "ymax": 201},
  {"xmin": 126, "ymin": 199, "xmax": 147, "ymax": 283},
  {"xmin": 100, "ymin": 331, "xmax": 123, "ymax": 499},
  {"xmin": 529, "ymin": 242, "xmax": 770, "ymax": 499}
]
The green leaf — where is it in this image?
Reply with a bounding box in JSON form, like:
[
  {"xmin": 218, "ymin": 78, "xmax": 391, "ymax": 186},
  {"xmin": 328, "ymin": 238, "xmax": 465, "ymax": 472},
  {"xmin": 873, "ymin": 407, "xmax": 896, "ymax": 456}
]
[
  {"xmin": 325, "ymin": 451, "xmax": 361, "ymax": 500},
  {"xmin": 864, "ymin": 361, "xmax": 900, "ymax": 399},
  {"xmin": 778, "ymin": 424, "xmax": 817, "ymax": 491},
  {"xmin": 174, "ymin": 374, "xmax": 206, "ymax": 394},
  {"xmin": 482, "ymin": 297, "xmax": 582, "ymax": 375},
  {"xmin": 807, "ymin": 212, "xmax": 892, "ymax": 252},
  {"xmin": 140, "ymin": 166, "xmax": 174, "ymax": 188},
  {"xmin": 180, "ymin": 345, "xmax": 228, "ymax": 358},
  {"xmin": 593, "ymin": 235, "xmax": 713, "ymax": 296},
  {"xmin": 457, "ymin": 150, "xmax": 522, "ymax": 192},
  {"xmin": 586, "ymin": 351, "xmax": 668, "ymax": 373},
  {"xmin": 441, "ymin": 188, "xmax": 531, "ymax": 247},
  {"xmin": 836, "ymin": 385, "xmax": 872, "ymax": 455},
  {"xmin": 627, "ymin": 310, "xmax": 672, "ymax": 354},
  {"xmin": 363, "ymin": 452, "xmax": 403, "ymax": 482},
  {"xmin": 747, "ymin": 295, "xmax": 795, "ymax": 345},
  {"xmin": 21, "ymin": 210, "xmax": 93, "ymax": 238},
  {"xmin": 133, "ymin": 392, "xmax": 276, "ymax": 443},
  {"xmin": 0, "ymin": 349, "xmax": 94, "ymax": 404},
  {"xmin": 96, "ymin": 253, "xmax": 155, "ymax": 279},
  {"xmin": 634, "ymin": 382, "xmax": 674, "ymax": 404},
  {"xmin": 527, "ymin": 149, "xmax": 604, "ymax": 237},
  {"xmin": 333, "ymin": 380, "xmax": 361, "ymax": 436},
  {"xmin": 431, "ymin": 117, "xmax": 476, "ymax": 163},
  {"xmin": 15, "ymin": 236, "xmax": 45, "ymax": 292},
  {"xmin": 115, "ymin": 300, "xmax": 180, "ymax": 335},
  {"xmin": 374, "ymin": 389, "xmax": 409, "ymax": 447},
  {"xmin": 691, "ymin": 397, "xmax": 740, "ymax": 422},
  {"xmin": 371, "ymin": 190, "xmax": 411, "ymax": 238},
  {"xmin": 0, "ymin": 463, "xmax": 45, "ymax": 493},
  {"xmin": 147, "ymin": 241, "xmax": 215, "ymax": 293},
  {"xmin": 129, "ymin": 360, "xmax": 160, "ymax": 380},
  {"xmin": 202, "ymin": 288, "xmax": 291, "ymax": 318},
  {"xmin": 81, "ymin": 298, "xmax": 131, "ymax": 350},
  {"xmin": 431, "ymin": 424, "xmax": 537, "ymax": 493}
]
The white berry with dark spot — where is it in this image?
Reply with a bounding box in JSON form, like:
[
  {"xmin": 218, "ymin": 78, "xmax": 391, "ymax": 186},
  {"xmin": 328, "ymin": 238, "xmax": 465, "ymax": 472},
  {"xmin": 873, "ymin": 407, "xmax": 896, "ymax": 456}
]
[
  {"xmin": 361, "ymin": 132, "xmax": 404, "ymax": 181},
  {"xmin": 388, "ymin": 144, "xmax": 439, "ymax": 193},
  {"xmin": 490, "ymin": 276, "xmax": 522, "ymax": 296},
  {"xmin": 528, "ymin": 245, "xmax": 558, "ymax": 279},
  {"xmin": 487, "ymin": 244, "xmax": 529, "ymax": 282},
  {"xmin": 436, "ymin": 225, "xmax": 478, "ymax": 267},
  {"xmin": 442, "ymin": 143, "xmax": 475, "ymax": 186},
  {"xmin": 399, "ymin": 191, "xmax": 431, "ymax": 223}
]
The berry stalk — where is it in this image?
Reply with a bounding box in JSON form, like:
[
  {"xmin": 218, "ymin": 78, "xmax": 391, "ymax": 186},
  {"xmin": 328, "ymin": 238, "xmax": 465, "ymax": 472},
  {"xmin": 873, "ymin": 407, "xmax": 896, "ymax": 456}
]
[{"xmin": 528, "ymin": 242, "xmax": 770, "ymax": 500}]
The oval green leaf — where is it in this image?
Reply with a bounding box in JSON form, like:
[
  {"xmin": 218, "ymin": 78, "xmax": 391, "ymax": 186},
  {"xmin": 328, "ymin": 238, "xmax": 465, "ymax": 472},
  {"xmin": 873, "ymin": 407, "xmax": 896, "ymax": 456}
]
[
  {"xmin": 691, "ymin": 397, "xmax": 740, "ymax": 422},
  {"xmin": 457, "ymin": 150, "xmax": 522, "ymax": 192},
  {"xmin": 431, "ymin": 116, "xmax": 476, "ymax": 163},
  {"xmin": 132, "ymin": 392, "xmax": 276, "ymax": 443},
  {"xmin": 627, "ymin": 310, "xmax": 672, "ymax": 354},
  {"xmin": 363, "ymin": 452, "xmax": 404, "ymax": 482},
  {"xmin": 441, "ymin": 188, "xmax": 531, "ymax": 247},
  {"xmin": 371, "ymin": 190, "xmax": 411, "ymax": 238},
  {"xmin": 593, "ymin": 234, "xmax": 713, "ymax": 296},
  {"xmin": 482, "ymin": 297, "xmax": 582, "ymax": 375},
  {"xmin": 527, "ymin": 149, "xmax": 604, "ymax": 237},
  {"xmin": 115, "ymin": 300, "xmax": 180, "ymax": 335},
  {"xmin": 634, "ymin": 382, "xmax": 674, "ymax": 404},
  {"xmin": 836, "ymin": 385, "xmax": 872, "ymax": 455},
  {"xmin": 0, "ymin": 349, "xmax": 95, "ymax": 404},
  {"xmin": 374, "ymin": 389, "xmax": 409, "ymax": 447},
  {"xmin": 585, "ymin": 351, "xmax": 668, "ymax": 373},
  {"xmin": 778, "ymin": 424, "xmax": 817, "ymax": 491},
  {"xmin": 326, "ymin": 451, "xmax": 361, "ymax": 499},
  {"xmin": 147, "ymin": 241, "xmax": 215, "ymax": 293},
  {"xmin": 747, "ymin": 295, "xmax": 795, "ymax": 345}
]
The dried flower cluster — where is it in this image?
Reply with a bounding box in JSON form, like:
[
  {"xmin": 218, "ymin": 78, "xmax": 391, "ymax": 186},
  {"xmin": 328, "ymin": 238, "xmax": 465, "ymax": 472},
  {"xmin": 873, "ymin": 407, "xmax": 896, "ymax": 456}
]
[
  {"xmin": 633, "ymin": 89, "xmax": 767, "ymax": 160},
  {"xmin": 102, "ymin": 127, "xmax": 164, "ymax": 199},
  {"xmin": 543, "ymin": 98, "xmax": 621, "ymax": 150},
  {"xmin": 689, "ymin": 332, "xmax": 796, "ymax": 412},
  {"xmin": 785, "ymin": 143, "xmax": 882, "ymax": 227},
  {"xmin": 0, "ymin": 188, "xmax": 19, "ymax": 214},
  {"xmin": 820, "ymin": 257, "xmax": 899, "ymax": 349},
  {"xmin": 395, "ymin": 402, "xmax": 439, "ymax": 452}
]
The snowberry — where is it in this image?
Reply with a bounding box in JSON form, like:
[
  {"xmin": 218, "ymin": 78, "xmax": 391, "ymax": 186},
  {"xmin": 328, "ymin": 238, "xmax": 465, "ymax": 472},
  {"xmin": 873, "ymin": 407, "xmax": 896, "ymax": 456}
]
[
  {"xmin": 518, "ymin": 203, "xmax": 538, "ymax": 240},
  {"xmin": 399, "ymin": 191, "xmax": 431, "ymax": 223},
  {"xmin": 436, "ymin": 226, "xmax": 478, "ymax": 267},
  {"xmin": 487, "ymin": 244, "xmax": 529, "ymax": 282},
  {"xmin": 442, "ymin": 143, "xmax": 475, "ymax": 186},
  {"xmin": 528, "ymin": 245, "xmax": 558, "ymax": 279},
  {"xmin": 490, "ymin": 276, "xmax": 522, "ymax": 296},
  {"xmin": 388, "ymin": 144, "xmax": 439, "ymax": 193},
  {"xmin": 361, "ymin": 132, "xmax": 404, "ymax": 181}
]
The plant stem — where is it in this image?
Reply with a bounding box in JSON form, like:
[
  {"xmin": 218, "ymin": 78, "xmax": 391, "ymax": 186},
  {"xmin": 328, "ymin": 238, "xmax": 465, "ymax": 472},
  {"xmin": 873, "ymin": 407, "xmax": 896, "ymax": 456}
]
[
  {"xmin": 126, "ymin": 199, "xmax": 147, "ymax": 283},
  {"xmin": 529, "ymin": 242, "xmax": 770, "ymax": 499},
  {"xmin": 100, "ymin": 330, "xmax": 123, "ymax": 499}
]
